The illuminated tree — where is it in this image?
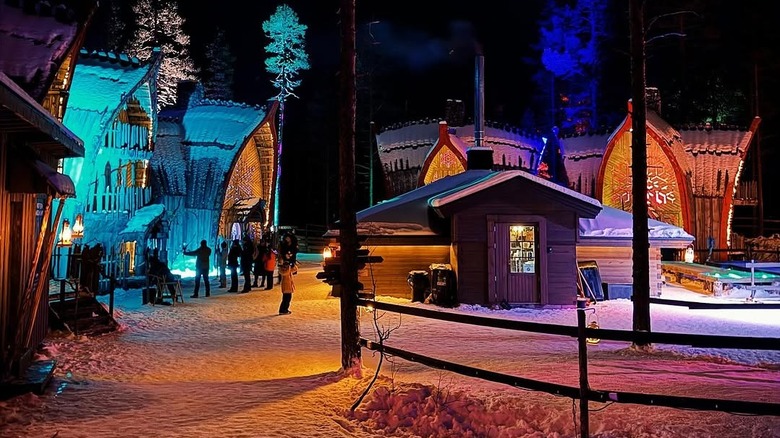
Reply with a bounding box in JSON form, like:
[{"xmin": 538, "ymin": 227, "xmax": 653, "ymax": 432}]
[
  {"xmin": 202, "ymin": 29, "xmax": 235, "ymax": 101},
  {"xmin": 128, "ymin": 0, "xmax": 196, "ymax": 109},
  {"xmin": 262, "ymin": 4, "xmax": 310, "ymax": 230},
  {"xmin": 534, "ymin": 0, "xmax": 609, "ymax": 133}
]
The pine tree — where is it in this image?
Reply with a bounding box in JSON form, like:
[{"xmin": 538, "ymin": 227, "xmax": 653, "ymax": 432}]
[
  {"xmin": 105, "ymin": 0, "xmax": 128, "ymax": 51},
  {"xmin": 534, "ymin": 0, "xmax": 609, "ymax": 134},
  {"xmin": 128, "ymin": 0, "xmax": 196, "ymax": 109},
  {"xmin": 202, "ymin": 29, "xmax": 235, "ymax": 101},
  {"xmin": 262, "ymin": 4, "xmax": 311, "ymax": 229}
]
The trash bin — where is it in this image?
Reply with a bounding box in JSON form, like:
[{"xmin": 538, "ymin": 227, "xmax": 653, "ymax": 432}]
[
  {"xmin": 407, "ymin": 270, "xmax": 430, "ymax": 302},
  {"xmin": 429, "ymin": 263, "xmax": 457, "ymax": 307}
]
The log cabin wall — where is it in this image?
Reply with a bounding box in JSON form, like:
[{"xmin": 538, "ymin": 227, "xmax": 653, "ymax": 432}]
[
  {"xmin": 576, "ymin": 245, "xmax": 663, "ymax": 297},
  {"xmin": 451, "ymin": 185, "xmax": 580, "ymax": 306},
  {"xmin": 362, "ymin": 243, "xmax": 450, "ymax": 299}
]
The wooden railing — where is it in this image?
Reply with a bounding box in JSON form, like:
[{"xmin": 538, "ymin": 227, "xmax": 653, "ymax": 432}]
[{"xmin": 355, "ymin": 298, "xmax": 780, "ymax": 438}]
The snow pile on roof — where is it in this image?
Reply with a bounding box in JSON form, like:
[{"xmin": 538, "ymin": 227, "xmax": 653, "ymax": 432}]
[
  {"xmin": 0, "ymin": 3, "xmax": 80, "ymax": 100},
  {"xmin": 181, "ymin": 102, "xmax": 270, "ymax": 149},
  {"xmin": 579, "ymin": 205, "xmax": 694, "ymax": 241},
  {"xmin": 119, "ymin": 203, "xmax": 165, "ymax": 236}
]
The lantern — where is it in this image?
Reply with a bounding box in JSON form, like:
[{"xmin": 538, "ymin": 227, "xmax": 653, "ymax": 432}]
[
  {"xmin": 72, "ymin": 213, "xmax": 84, "ymax": 239},
  {"xmin": 58, "ymin": 219, "xmax": 72, "ymax": 247},
  {"xmin": 322, "ymin": 246, "xmax": 333, "ymax": 259}
]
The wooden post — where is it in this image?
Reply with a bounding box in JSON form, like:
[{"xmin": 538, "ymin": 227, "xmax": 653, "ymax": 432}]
[
  {"xmin": 577, "ymin": 308, "xmax": 590, "ymax": 438},
  {"xmin": 338, "ymin": 0, "xmax": 361, "ymax": 372},
  {"xmin": 630, "ymin": 0, "xmax": 652, "ymax": 340}
]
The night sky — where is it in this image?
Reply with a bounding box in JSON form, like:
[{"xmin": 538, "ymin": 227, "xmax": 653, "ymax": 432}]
[{"xmin": 85, "ymin": 1, "xmax": 780, "ymax": 230}]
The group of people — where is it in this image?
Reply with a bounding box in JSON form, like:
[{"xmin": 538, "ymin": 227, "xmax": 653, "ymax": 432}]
[{"xmin": 175, "ymin": 232, "xmax": 299, "ymax": 315}]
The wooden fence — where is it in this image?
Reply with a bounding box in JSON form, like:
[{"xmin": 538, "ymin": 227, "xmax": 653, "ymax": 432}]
[{"xmin": 355, "ymin": 299, "xmax": 780, "ymax": 438}]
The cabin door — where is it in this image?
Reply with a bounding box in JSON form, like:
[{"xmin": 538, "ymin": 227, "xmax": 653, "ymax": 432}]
[{"xmin": 495, "ymin": 223, "xmax": 539, "ymax": 303}]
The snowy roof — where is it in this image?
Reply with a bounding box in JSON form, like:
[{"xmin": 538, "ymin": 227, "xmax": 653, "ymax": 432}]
[
  {"xmin": 353, "ymin": 170, "xmax": 602, "ymax": 236},
  {"xmin": 430, "ymin": 170, "xmax": 602, "ymax": 210},
  {"xmin": 119, "ymin": 204, "xmax": 165, "ymax": 237},
  {"xmin": 177, "ymin": 100, "xmax": 273, "ymax": 148},
  {"xmin": 150, "ymin": 120, "xmax": 187, "ymax": 195},
  {"xmin": 0, "ymin": 1, "xmax": 95, "ymax": 101},
  {"xmin": 155, "ymin": 98, "xmax": 274, "ymax": 207},
  {"xmin": 377, "ymin": 122, "xmax": 543, "ymax": 173},
  {"xmin": 63, "ymin": 49, "xmax": 160, "ymax": 155},
  {"xmin": 679, "ymin": 120, "xmax": 758, "ymax": 197},
  {"xmin": 578, "ymin": 205, "xmax": 694, "ymax": 247},
  {"xmin": 356, "ymin": 170, "xmax": 491, "ymax": 234},
  {"xmin": 0, "ymin": 72, "xmax": 83, "ymax": 157}
]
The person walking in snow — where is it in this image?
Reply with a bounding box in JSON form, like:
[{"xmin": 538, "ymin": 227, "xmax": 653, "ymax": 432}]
[
  {"xmin": 240, "ymin": 237, "xmax": 254, "ymax": 293},
  {"xmin": 183, "ymin": 240, "xmax": 211, "ymax": 298},
  {"xmin": 277, "ymin": 252, "xmax": 298, "ymax": 315},
  {"xmin": 227, "ymin": 239, "xmax": 242, "ymax": 292}
]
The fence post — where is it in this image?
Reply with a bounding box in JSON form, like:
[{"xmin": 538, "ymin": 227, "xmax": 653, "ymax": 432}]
[{"xmin": 577, "ymin": 307, "xmax": 590, "ymax": 438}]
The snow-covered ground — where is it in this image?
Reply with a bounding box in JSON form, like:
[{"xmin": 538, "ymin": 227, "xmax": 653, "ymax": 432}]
[{"xmin": 1, "ymin": 254, "xmax": 778, "ymax": 437}]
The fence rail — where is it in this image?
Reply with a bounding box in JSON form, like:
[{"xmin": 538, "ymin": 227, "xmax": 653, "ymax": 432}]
[{"xmin": 356, "ymin": 298, "xmax": 780, "ymax": 437}]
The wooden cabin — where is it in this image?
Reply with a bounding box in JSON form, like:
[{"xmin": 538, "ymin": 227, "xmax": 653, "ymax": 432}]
[
  {"xmin": 334, "ymin": 169, "xmax": 603, "ymax": 307},
  {"xmin": 152, "ymin": 82, "xmax": 278, "ymax": 272},
  {"xmin": 0, "ymin": 74, "xmax": 83, "ymax": 379},
  {"xmin": 60, "ymin": 49, "xmax": 162, "ymax": 281},
  {"xmin": 0, "ymin": 0, "xmax": 95, "ymax": 380}
]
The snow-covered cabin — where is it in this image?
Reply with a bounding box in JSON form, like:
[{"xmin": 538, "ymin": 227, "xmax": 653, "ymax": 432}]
[
  {"xmin": 152, "ymin": 82, "xmax": 278, "ymax": 272},
  {"xmin": 60, "ymin": 48, "xmax": 162, "ymax": 279},
  {"xmin": 333, "ymin": 168, "xmax": 692, "ymax": 306},
  {"xmin": 0, "ymin": 0, "xmax": 95, "ymax": 380}
]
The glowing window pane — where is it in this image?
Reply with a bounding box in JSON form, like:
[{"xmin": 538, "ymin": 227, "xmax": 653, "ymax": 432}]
[{"xmin": 509, "ymin": 225, "xmax": 536, "ymax": 274}]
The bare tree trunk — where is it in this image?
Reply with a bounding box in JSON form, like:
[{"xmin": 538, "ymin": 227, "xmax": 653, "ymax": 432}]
[
  {"xmin": 339, "ymin": 0, "xmax": 361, "ymax": 373},
  {"xmin": 630, "ymin": 0, "xmax": 651, "ymax": 342}
]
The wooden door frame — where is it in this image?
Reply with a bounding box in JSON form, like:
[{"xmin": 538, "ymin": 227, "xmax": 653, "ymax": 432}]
[{"xmin": 487, "ymin": 215, "xmax": 548, "ymax": 305}]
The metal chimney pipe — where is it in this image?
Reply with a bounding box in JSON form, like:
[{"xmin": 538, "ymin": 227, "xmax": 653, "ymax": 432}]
[
  {"xmin": 467, "ymin": 54, "xmax": 494, "ymax": 170},
  {"xmin": 474, "ymin": 54, "xmax": 485, "ymax": 148}
]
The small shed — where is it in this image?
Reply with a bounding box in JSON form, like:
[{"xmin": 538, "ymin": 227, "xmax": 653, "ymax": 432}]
[{"xmin": 344, "ymin": 169, "xmax": 602, "ymax": 306}]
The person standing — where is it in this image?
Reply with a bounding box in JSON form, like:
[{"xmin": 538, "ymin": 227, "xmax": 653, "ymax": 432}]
[
  {"xmin": 184, "ymin": 240, "xmax": 212, "ymax": 298},
  {"xmin": 240, "ymin": 237, "xmax": 254, "ymax": 293},
  {"xmin": 277, "ymin": 254, "xmax": 298, "ymax": 315},
  {"xmin": 216, "ymin": 241, "xmax": 229, "ymax": 288},
  {"xmin": 227, "ymin": 239, "xmax": 241, "ymax": 292},
  {"xmin": 253, "ymin": 240, "xmax": 266, "ymax": 288},
  {"xmin": 262, "ymin": 245, "xmax": 277, "ymax": 290}
]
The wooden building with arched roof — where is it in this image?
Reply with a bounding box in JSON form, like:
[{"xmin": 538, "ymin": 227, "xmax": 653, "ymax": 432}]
[
  {"xmin": 152, "ymin": 83, "xmax": 278, "ymax": 272},
  {"xmin": 61, "ymin": 48, "xmax": 162, "ymax": 279}
]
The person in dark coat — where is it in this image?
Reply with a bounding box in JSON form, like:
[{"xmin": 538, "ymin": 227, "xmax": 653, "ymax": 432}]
[
  {"xmin": 278, "ymin": 233, "xmax": 299, "ymax": 265},
  {"xmin": 227, "ymin": 239, "xmax": 241, "ymax": 292},
  {"xmin": 184, "ymin": 240, "xmax": 212, "ymax": 298},
  {"xmin": 252, "ymin": 240, "xmax": 267, "ymax": 288},
  {"xmin": 240, "ymin": 237, "xmax": 254, "ymax": 293}
]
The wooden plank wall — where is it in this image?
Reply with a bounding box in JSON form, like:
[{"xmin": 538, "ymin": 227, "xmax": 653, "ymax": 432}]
[
  {"xmin": 362, "ymin": 245, "xmax": 450, "ymax": 299},
  {"xmin": 576, "ymin": 245, "xmax": 663, "ymax": 296},
  {"xmin": 452, "ymin": 184, "xmax": 581, "ymax": 306},
  {"xmin": 691, "ymin": 196, "xmax": 724, "ymax": 257},
  {"xmin": 0, "ymin": 139, "xmax": 9, "ymax": 368}
]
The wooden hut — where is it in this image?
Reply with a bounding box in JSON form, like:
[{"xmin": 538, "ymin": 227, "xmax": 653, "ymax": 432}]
[
  {"xmin": 0, "ymin": 0, "xmax": 95, "ymax": 381},
  {"xmin": 333, "ymin": 169, "xmax": 602, "ymax": 306}
]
